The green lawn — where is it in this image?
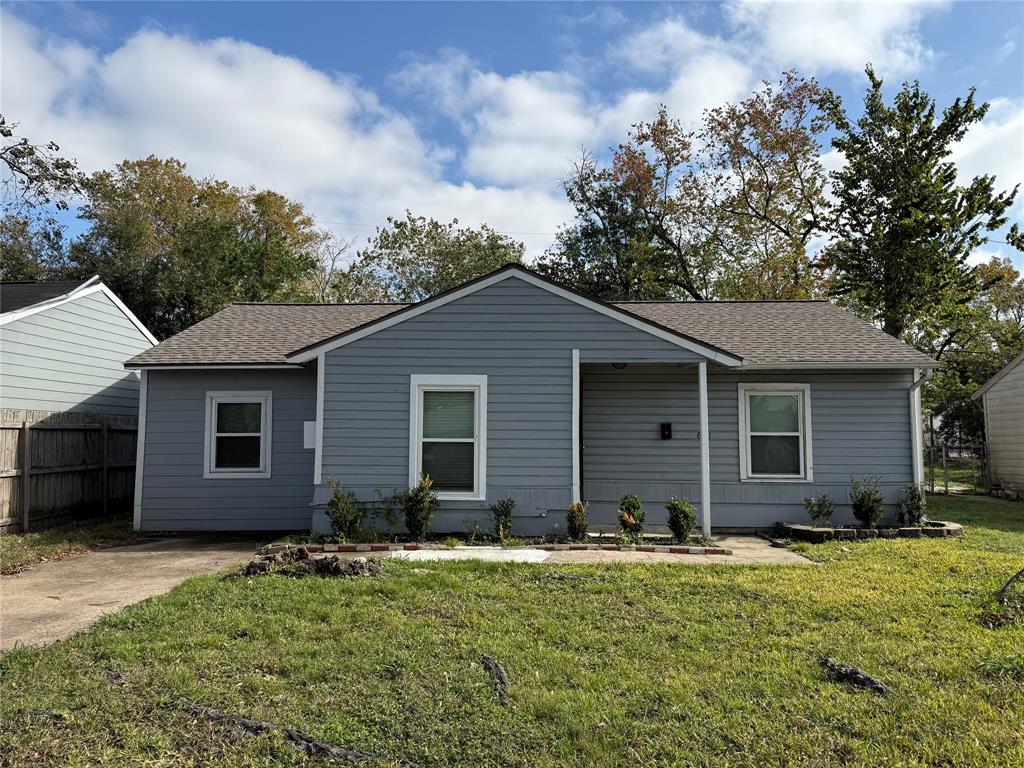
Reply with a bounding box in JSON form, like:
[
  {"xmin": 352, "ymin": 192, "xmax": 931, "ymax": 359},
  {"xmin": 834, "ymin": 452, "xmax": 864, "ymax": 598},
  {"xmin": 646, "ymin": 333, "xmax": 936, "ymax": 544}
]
[
  {"xmin": 2, "ymin": 496, "xmax": 1022, "ymax": 767},
  {"xmin": 0, "ymin": 515, "xmax": 139, "ymax": 575}
]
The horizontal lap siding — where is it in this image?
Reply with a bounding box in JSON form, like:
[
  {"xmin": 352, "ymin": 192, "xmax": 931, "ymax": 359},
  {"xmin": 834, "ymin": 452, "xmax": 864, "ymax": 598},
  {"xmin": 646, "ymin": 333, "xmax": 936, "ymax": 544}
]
[
  {"xmin": 583, "ymin": 366, "xmax": 914, "ymax": 528},
  {"xmin": 320, "ymin": 278, "xmax": 704, "ymax": 534},
  {"xmin": 141, "ymin": 370, "xmax": 315, "ymax": 531},
  {"xmin": 0, "ymin": 292, "xmax": 152, "ymax": 415},
  {"xmin": 984, "ymin": 363, "xmax": 1024, "ymax": 490}
]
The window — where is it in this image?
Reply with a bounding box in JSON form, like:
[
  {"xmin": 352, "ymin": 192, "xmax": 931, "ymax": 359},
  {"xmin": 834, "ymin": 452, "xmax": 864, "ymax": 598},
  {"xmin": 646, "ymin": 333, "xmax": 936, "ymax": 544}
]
[
  {"xmin": 204, "ymin": 392, "xmax": 272, "ymax": 479},
  {"xmin": 738, "ymin": 384, "xmax": 812, "ymax": 481},
  {"xmin": 409, "ymin": 375, "xmax": 487, "ymax": 500}
]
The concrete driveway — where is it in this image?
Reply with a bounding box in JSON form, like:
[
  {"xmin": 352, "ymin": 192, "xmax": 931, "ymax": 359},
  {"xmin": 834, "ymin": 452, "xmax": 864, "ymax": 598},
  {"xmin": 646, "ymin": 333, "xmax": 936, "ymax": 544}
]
[{"xmin": 1, "ymin": 538, "xmax": 258, "ymax": 651}]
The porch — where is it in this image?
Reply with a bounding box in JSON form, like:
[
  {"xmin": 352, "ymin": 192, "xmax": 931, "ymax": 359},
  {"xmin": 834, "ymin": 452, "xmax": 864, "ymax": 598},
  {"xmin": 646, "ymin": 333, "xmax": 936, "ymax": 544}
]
[{"xmin": 574, "ymin": 359, "xmax": 716, "ymax": 534}]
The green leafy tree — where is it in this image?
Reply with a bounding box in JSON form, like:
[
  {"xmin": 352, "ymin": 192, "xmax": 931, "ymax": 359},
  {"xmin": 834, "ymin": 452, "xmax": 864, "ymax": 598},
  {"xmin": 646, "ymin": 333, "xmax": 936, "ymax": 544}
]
[
  {"xmin": 923, "ymin": 257, "xmax": 1024, "ymax": 444},
  {"xmin": 0, "ymin": 214, "xmax": 66, "ymax": 281},
  {"xmin": 345, "ymin": 211, "xmax": 524, "ymax": 302},
  {"xmin": 821, "ymin": 66, "xmax": 1022, "ymax": 339},
  {"xmin": 63, "ymin": 157, "xmax": 319, "ymax": 338},
  {"xmin": 1, "ymin": 114, "xmax": 83, "ymax": 219}
]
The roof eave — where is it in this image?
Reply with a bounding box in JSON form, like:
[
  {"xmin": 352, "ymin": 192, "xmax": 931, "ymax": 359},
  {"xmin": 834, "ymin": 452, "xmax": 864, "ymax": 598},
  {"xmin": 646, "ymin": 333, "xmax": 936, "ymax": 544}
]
[
  {"xmin": 124, "ymin": 362, "xmax": 307, "ymax": 371},
  {"xmin": 736, "ymin": 360, "xmax": 939, "ymax": 370}
]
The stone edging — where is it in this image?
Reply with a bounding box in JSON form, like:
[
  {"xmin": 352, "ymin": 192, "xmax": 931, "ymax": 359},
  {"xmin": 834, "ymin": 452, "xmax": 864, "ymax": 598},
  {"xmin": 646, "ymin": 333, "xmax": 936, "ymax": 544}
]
[
  {"xmin": 266, "ymin": 542, "xmax": 733, "ymax": 556},
  {"xmin": 777, "ymin": 520, "xmax": 963, "ymax": 543}
]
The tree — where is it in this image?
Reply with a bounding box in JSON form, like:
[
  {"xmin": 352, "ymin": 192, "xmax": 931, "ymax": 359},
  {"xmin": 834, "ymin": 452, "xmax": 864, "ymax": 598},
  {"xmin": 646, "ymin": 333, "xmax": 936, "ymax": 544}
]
[
  {"xmin": 63, "ymin": 157, "xmax": 319, "ymax": 338},
  {"xmin": 0, "ymin": 214, "xmax": 66, "ymax": 281},
  {"xmin": 1, "ymin": 115, "xmax": 83, "ymax": 219},
  {"xmin": 821, "ymin": 66, "xmax": 1022, "ymax": 339},
  {"xmin": 922, "ymin": 257, "xmax": 1024, "ymax": 445},
  {"xmin": 697, "ymin": 71, "xmax": 830, "ymax": 299},
  {"xmin": 345, "ymin": 211, "xmax": 524, "ymax": 302},
  {"xmin": 294, "ymin": 230, "xmax": 355, "ymax": 303},
  {"xmin": 537, "ymin": 73, "xmax": 832, "ymax": 301}
]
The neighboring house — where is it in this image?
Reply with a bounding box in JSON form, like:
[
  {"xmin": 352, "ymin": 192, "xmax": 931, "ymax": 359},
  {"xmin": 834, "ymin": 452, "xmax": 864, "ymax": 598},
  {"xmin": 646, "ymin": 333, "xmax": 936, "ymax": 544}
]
[
  {"xmin": 973, "ymin": 350, "xmax": 1024, "ymax": 500},
  {"xmin": 125, "ymin": 264, "xmax": 936, "ymax": 535},
  {"xmin": 1, "ymin": 277, "xmax": 157, "ymax": 416}
]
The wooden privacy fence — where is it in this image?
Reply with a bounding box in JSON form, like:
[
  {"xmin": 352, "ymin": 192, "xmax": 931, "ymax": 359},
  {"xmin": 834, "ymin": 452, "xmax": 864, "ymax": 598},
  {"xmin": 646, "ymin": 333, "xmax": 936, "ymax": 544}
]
[{"xmin": 0, "ymin": 409, "xmax": 138, "ymax": 534}]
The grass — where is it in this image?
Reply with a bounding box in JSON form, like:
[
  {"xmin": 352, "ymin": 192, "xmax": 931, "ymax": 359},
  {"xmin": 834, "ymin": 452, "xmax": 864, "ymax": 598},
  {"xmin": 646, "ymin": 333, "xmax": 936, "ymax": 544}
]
[
  {"xmin": 1, "ymin": 495, "xmax": 1022, "ymax": 767},
  {"xmin": 0, "ymin": 515, "xmax": 139, "ymax": 574}
]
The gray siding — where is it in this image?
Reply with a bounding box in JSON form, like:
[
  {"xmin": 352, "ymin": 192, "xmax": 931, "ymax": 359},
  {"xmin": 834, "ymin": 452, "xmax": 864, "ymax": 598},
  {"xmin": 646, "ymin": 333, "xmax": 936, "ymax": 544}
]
[
  {"xmin": 582, "ymin": 364, "xmax": 914, "ymax": 528},
  {"xmin": 140, "ymin": 369, "xmax": 315, "ymax": 531},
  {"xmin": 0, "ymin": 291, "xmax": 152, "ymax": 415},
  {"xmin": 318, "ymin": 277, "xmax": 705, "ymax": 535},
  {"xmin": 984, "ymin": 360, "xmax": 1024, "ymax": 491}
]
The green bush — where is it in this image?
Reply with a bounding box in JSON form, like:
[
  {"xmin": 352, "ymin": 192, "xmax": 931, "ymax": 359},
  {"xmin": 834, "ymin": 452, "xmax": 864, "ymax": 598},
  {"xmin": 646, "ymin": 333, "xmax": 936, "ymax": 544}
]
[
  {"xmin": 490, "ymin": 498, "xmax": 516, "ymax": 542},
  {"xmin": 665, "ymin": 497, "xmax": 697, "ymax": 543},
  {"xmin": 618, "ymin": 494, "xmax": 645, "ymax": 539},
  {"xmin": 850, "ymin": 476, "xmax": 885, "ymax": 528},
  {"xmin": 566, "ymin": 500, "xmax": 588, "ymax": 541},
  {"xmin": 898, "ymin": 483, "xmax": 927, "ymax": 526},
  {"xmin": 803, "ymin": 494, "xmax": 834, "ymax": 524},
  {"xmin": 326, "ymin": 478, "xmax": 365, "ymax": 541},
  {"xmin": 397, "ymin": 474, "xmax": 439, "ymax": 540}
]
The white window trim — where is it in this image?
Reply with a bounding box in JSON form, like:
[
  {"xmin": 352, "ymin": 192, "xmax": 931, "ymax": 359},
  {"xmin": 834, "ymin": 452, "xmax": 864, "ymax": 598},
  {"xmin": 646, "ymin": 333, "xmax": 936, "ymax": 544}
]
[
  {"xmin": 204, "ymin": 391, "xmax": 273, "ymax": 479},
  {"xmin": 409, "ymin": 374, "xmax": 487, "ymax": 501},
  {"xmin": 737, "ymin": 383, "xmax": 813, "ymax": 482}
]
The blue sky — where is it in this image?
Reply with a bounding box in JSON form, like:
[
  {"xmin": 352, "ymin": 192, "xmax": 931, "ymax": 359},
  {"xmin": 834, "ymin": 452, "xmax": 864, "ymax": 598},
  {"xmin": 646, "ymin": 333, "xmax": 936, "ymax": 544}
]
[{"xmin": 3, "ymin": 1, "xmax": 1022, "ymax": 267}]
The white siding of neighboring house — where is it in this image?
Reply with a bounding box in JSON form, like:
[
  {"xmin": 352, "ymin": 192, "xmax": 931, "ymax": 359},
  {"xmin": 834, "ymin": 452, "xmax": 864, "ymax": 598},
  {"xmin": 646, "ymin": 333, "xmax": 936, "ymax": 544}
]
[
  {"xmin": 984, "ymin": 359, "xmax": 1024, "ymax": 494},
  {"xmin": 0, "ymin": 291, "xmax": 154, "ymax": 416}
]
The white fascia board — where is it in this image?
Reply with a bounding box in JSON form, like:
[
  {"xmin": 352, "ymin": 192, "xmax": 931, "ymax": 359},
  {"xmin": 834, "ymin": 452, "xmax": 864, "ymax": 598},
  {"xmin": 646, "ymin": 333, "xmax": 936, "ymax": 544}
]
[
  {"xmin": 736, "ymin": 361, "xmax": 939, "ymax": 371},
  {"xmin": 1, "ymin": 278, "xmax": 158, "ymax": 346},
  {"xmin": 286, "ymin": 270, "xmax": 744, "ymax": 366}
]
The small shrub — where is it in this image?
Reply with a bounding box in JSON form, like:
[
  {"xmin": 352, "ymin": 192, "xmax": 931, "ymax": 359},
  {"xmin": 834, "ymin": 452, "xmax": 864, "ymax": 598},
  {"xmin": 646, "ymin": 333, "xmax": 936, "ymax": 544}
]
[
  {"xmin": 803, "ymin": 494, "xmax": 834, "ymax": 524},
  {"xmin": 665, "ymin": 497, "xmax": 697, "ymax": 543},
  {"xmin": 566, "ymin": 500, "xmax": 588, "ymax": 541},
  {"xmin": 897, "ymin": 483, "xmax": 927, "ymax": 526},
  {"xmin": 490, "ymin": 498, "xmax": 516, "ymax": 542},
  {"xmin": 618, "ymin": 494, "xmax": 645, "ymax": 539},
  {"xmin": 850, "ymin": 476, "xmax": 884, "ymax": 528},
  {"xmin": 326, "ymin": 478, "xmax": 365, "ymax": 541},
  {"xmin": 397, "ymin": 474, "xmax": 439, "ymax": 540}
]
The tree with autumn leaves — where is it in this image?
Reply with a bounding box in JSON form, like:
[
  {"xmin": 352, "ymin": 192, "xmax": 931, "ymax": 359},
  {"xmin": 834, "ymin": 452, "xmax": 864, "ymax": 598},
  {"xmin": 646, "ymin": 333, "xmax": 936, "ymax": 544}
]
[{"xmin": 536, "ymin": 72, "xmax": 831, "ymax": 301}]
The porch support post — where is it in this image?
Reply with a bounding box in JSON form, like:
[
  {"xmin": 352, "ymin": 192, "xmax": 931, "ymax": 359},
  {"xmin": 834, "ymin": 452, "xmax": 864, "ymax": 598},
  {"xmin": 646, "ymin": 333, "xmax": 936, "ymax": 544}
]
[
  {"xmin": 910, "ymin": 367, "xmax": 923, "ymax": 486},
  {"xmin": 571, "ymin": 348, "xmax": 580, "ymax": 502},
  {"xmin": 698, "ymin": 361, "xmax": 712, "ymax": 536}
]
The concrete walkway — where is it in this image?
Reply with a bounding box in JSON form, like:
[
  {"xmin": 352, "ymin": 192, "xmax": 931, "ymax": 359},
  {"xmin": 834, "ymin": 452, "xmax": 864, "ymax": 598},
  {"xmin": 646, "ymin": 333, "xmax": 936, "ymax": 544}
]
[
  {"xmin": 1, "ymin": 538, "xmax": 258, "ymax": 651},
  {"xmin": 387, "ymin": 535, "xmax": 810, "ymax": 566}
]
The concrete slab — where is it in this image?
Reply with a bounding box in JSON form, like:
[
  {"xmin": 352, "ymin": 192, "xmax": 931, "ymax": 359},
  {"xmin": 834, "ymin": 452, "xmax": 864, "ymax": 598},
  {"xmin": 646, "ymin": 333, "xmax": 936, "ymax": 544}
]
[
  {"xmin": 543, "ymin": 536, "xmax": 811, "ymax": 565},
  {"xmin": 389, "ymin": 546, "xmax": 551, "ymax": 563},
  {"xmin": 0, "ymin": 537, "xmax": 258, "ymax": 651}
]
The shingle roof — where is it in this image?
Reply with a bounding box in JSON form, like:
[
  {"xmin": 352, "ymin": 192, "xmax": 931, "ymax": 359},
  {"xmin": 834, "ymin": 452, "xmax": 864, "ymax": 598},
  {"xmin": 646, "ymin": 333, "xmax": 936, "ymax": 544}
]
[
  {"xmin": 126, "ymin": 293, "xmax": 934, "ymax": 369},
  {"xmin": 618, "ymin": 300, "xmax": 936, "ymax": 366},
  {"xmin": 125, "ymin": 303, "xmax": 407, "ymax": 366},
  {"xmin": 1, "ymin": 280, "xmax": 93, "ymax": 313}
]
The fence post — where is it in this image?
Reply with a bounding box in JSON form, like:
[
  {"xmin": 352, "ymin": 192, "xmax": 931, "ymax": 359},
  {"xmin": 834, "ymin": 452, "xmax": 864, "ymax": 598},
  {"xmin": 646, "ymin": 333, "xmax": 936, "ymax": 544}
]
[
  {"xmin": 928, "ymin": 444, "xmax": 935, "ymax": 492},
  {"xmin": 943, "ymin": 445, "xmax": 948, "ymax": 495},
  {"xmin": 20, "ymin": 421, "xmax": 31, "ymax": 532},
  {"xmin": 101, "ymin": 421, "xmax": 109, "ymax": 517}
]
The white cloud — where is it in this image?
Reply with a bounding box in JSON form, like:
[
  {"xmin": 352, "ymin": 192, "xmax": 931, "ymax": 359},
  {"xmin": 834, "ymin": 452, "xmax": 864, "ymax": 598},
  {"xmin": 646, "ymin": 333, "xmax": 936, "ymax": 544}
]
[
  {"xmin": 725, "ymin": 0, "xmax": 945, "ymax": 78},
  {"xmin": 0, "ymin": 11, "xmax": 570, "ymax": 256},
  {"xmin": 611, "ymin": 17, "xmax": 714, "ymax": 74},
  {"xmin": 396, "ymin": 51, "xmax": 596, "ymax": 188},
  {"xmin": 950, "ymin": 98, "xmax": 1024, "ymax": 214}
]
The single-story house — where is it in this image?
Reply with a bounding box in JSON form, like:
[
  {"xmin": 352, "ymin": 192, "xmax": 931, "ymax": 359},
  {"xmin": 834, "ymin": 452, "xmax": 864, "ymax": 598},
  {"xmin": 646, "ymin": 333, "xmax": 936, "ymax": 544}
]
[
  {"xmin": 1, "ymin": 277, "xmax": 156, "ymax": 416},
  {"xmin": 973, "ymin": 350, "xmax": 1024, "ymax": 500},
  {"xmin": 125, "ymin": 264, "xmax": 937, "ymax": 535}
]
